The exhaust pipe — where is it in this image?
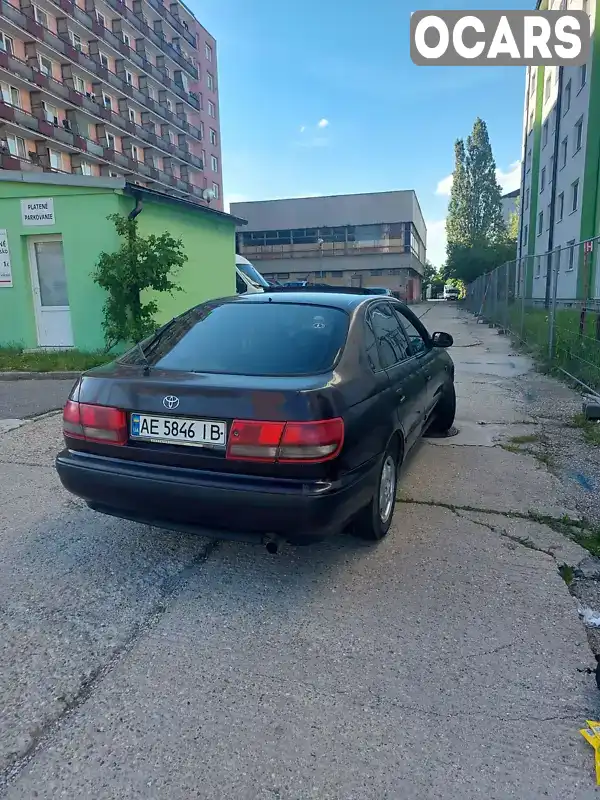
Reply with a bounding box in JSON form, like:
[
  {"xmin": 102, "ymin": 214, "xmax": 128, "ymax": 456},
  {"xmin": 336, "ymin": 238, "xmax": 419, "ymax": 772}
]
[{"xmin": 263, "ymin": 534, "xmax": 281, "ymax": 554}]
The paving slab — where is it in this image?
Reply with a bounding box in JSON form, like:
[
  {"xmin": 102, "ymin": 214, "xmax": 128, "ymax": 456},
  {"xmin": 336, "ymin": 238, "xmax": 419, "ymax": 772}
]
[{"xmin": 0, "ymin": 379, "xmax": 74, "ymax": 420}]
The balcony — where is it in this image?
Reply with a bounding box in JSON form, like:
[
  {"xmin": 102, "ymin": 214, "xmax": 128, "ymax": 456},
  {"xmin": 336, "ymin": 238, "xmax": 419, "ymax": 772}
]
[
  {"xmin": 100, "ymin": 0, "xmax": 197, "ymax": 76},
  {"xmin": 0, "ymin": 1, "xmax": 200, "ymax": 113},
  {"xmin": 145, "ymin": 0, "xmax": 196, "ymax": 48},
  {"xmin": 238, "ymin": 240, "xmax": 409, "ymax": 261}
]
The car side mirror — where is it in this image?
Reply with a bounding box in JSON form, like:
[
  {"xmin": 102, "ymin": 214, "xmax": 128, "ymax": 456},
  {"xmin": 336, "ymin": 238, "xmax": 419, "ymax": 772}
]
[{"xmin": 432, "ymin": 331, "xmax": 453, "ymax": 348}]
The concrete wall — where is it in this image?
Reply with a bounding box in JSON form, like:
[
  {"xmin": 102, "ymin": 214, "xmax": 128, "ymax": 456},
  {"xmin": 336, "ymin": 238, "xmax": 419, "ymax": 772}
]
[
  {"xmin": 0, "ymin": 176, "xmax": 236, "ymax": 350},
  {"xmin": 230, "ymin": 191, "xmax": 427, "ymax": 246}
]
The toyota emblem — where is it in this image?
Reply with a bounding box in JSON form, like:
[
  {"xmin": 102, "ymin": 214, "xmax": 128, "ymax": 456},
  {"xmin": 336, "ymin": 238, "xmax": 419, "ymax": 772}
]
[{"xmin": 163, "ymin": 395, "xmax": 180, "ymax": 410}]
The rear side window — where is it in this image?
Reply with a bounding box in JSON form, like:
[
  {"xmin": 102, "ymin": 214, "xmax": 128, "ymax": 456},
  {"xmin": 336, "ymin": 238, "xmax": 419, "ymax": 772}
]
[
  {"xmin": 369, "ymin": 303, "xmax": 410, "ymax": 369},
  {"xmin": 130, "ymin": 301, "xmax": 349, "ymax": 376}
]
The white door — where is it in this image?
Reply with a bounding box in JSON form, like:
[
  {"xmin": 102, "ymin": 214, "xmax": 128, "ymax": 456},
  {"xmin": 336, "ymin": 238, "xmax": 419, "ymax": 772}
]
[{"xmin": 28, "ymin": 236, "xmax": 74, "ymax": 348}]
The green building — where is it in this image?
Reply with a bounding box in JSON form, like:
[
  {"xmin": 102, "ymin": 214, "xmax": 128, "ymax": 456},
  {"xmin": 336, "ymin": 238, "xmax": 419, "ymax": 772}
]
[{"xmin": 0, "ymin": 172, "xmax": 244, "ymax": 351}]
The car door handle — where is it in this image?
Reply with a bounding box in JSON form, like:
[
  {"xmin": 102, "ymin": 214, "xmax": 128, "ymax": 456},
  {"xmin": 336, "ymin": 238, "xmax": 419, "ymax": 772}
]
[
  {"xmin": 425, "ymin": 375, "xmax": 432, "ymax": 383},
  {"xmin": 396, "ymin": 390, "xmax": 406, "ymax": 403}
]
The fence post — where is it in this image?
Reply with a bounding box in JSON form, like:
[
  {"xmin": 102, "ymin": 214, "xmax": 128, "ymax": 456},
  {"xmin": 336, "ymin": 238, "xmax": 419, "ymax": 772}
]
[
  {"xmin": 504, "ymin": 260, "xmax": 510, "ymax": 330},
  {"xmin": 520, "ymin": 256, "xmax": 528, "ymax": 340},
  {"xmin": 548, "ymin": 248, "xmax": 559, "ymax": 361}
]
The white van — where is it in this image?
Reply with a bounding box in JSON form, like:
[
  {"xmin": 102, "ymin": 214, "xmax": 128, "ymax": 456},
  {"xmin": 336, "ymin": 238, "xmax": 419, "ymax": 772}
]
[
  {"xmin": 235, "ymin": 255, "xmax": 269, "ymax": 294},
  {"xmin": 443, "ymin": 284, "xmax": 460, "ymax": 301}
]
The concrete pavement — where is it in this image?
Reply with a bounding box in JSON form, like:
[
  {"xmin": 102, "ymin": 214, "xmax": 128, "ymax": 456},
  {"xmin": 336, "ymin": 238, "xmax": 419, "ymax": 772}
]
[
  {"xmin": 0, "ymin": 302, "xmax": 599, "ymax": 799},
  {"xmin": 0, "ymin": 378, "xmax": 75, "ymax": 420}
]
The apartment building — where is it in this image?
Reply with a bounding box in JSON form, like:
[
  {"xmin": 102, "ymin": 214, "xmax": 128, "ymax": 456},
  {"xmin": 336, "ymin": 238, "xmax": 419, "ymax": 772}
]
[
  {"xmin": 231, "ymin": 192, "xmax": 427, "ymax": 303},
  {"xmin": 517, "ymin": 0, "xmax": 599, "ymax": 300},
  {"xmin": 0, "ymin": 0, "xmax": 223, "ymax": 208},
  {"xmin": 501, "ymin": 189, "xmax": 519, "ymax": 224}
]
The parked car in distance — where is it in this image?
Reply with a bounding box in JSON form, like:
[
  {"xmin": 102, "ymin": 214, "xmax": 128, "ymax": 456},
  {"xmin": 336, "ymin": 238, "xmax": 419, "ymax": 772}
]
[
  {"xmin": 365, "ymin": 287, "xmax": 393, "ymax": 296},
  {"xmin": 55, "ymin": 292, "xmax": 455, "ymax": 551}
]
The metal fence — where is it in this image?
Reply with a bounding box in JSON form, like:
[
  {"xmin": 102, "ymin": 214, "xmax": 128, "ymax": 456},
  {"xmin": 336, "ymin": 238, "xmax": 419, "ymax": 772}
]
[{"xmin": 464, "ymin": 237, "xmax": 600, "ymax": 393}]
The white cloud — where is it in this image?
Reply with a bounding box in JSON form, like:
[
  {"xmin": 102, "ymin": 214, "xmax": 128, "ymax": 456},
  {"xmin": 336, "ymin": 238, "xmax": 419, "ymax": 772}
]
[
  {"xmin": 317, "ymin": 118, "xmax": 330, "ymax": 128},
  {"xmin": 435, "ymin": 160, "xmax": 522, "ymax": 197},
  {"xmin": 425, "ymin": 219, "xmax": 447, "ymax": 270},
  {"xmin": 299, "ymin": 125, "xmax": 306, "ymax": 133}
]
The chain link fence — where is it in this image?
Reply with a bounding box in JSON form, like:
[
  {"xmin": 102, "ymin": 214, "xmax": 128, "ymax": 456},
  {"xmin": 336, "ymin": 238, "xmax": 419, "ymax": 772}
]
[{"xmin": 464, "ymin": 237, "xmax": 600, "ymax": 393}]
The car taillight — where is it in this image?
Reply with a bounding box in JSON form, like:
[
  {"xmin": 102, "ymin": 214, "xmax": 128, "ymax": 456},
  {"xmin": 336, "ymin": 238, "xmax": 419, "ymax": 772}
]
[
  {"xmin": 63, "ymin": 400, "xmax": 127, "ymax": 445},
  {"xmin": 226, "ymin": 418, "xmax": 344, "ymax": 463}
]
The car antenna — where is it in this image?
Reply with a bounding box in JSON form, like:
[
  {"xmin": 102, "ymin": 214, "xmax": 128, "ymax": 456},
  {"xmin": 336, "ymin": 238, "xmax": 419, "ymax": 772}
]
[{"xmin": 136, "ymin": 341, "xmax": 151, "ymax": 375}]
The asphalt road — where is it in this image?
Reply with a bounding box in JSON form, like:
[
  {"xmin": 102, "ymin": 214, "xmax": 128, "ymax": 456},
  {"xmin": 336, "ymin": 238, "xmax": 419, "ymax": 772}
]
[
  {"xmin": 0, "ymin": 303, "xmax": 598, "ymax": 799},
  {"xmin": 0, "ymin": 379, "xmax": 75, "ymax": 420}
]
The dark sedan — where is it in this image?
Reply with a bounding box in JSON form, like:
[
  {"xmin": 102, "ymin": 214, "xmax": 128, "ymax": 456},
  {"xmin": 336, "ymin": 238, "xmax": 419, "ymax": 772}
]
[{"xmin": 56, "ymin": 291, "xmax": 455, "ymax": 550}]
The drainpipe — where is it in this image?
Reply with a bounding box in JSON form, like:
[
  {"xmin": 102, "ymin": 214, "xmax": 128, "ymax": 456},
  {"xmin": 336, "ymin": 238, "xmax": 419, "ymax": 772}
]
[
  {"xmin": 128, "ymin": 196, "xmax": 144, "ymax": 339},
  {"xmin": 518, "ymin": 69, "xmax": 533, "ymax": 264},
  {"xmin": 129, "ymin": 196, "xmax": 143, "ymax": 221},
  {"xmin": 545, "ymin": 66, "xmax": 564, "ymax": 309}
]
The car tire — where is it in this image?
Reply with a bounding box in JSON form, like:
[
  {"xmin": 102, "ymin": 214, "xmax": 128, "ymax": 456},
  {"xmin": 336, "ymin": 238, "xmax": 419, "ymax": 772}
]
[
  {"xmin": 428, "ymin": 382, "xmax": 456, "ymax": 435},
  {"xmin": 353, "ymin": 439, "xmax": 401, "ymax": 542}
]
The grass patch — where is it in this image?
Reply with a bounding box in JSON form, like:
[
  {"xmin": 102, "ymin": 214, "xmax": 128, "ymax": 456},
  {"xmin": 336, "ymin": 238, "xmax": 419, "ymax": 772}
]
[
  {"xmin": 0, "ymin": 346, "xmax": 111, "ymax": 373},
  {"xmin": 509, "ymin": 433, "xmax": 540, "ymax": 445},
  {"xmin": 558, "ymin": 564, "xmax": 575, "ymax": 585},
  {"xmin": 572, "ymin": 413, "xmax": 600, "ymax": 446}
]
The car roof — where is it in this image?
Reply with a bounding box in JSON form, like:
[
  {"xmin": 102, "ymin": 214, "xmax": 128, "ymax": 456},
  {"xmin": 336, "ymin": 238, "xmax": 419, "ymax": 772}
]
[{"xmin": 230, "ymin": 290, "xmax": 386, "ymax": 311}]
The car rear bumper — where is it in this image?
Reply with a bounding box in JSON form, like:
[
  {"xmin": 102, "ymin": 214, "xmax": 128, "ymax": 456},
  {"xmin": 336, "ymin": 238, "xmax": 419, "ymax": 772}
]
[{"xmin": 55, "ymin": 449, "xmax": 380, "ymax": 544}]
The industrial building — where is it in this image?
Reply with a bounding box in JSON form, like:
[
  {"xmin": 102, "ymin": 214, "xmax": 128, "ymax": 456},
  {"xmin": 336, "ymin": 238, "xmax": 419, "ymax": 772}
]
[{"xmin": 230, "ymin": 191, "xmax": 427, "ymax": 303}]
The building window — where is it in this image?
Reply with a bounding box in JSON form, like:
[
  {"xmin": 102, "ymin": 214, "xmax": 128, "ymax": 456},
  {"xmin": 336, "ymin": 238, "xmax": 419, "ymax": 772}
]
[
  {"xmin": 0, "ymin": 83, "xmax": 21, "ymax": 108},
  {"xmin": 165, "ymin": 98, "xmax": 173, "ymax": 111},
  {"xmin": 38, "ymin": 55, "xmax": 53, "ymax": 77},
  {"xmin": 131, "ymin": 145, "xmax": 139, "ymax": 161},
  {"xmin": 71, "ymin": 31, "xmax": 83, "ymax": 51},
  {"xmin": 6, "ymin": 134, "xmax": 26, "ymax": 159},
  {"xmin": 100, "ymin": 52, "xmax": 109, "ymax": 68},
  {"xmin": 557, "ymin": 192, "xmax": 564, "ymax": 221},
  {"xmin": 538, "ymin": 210, "xmax": 543, "ymax": 235},
  {"xmin": 525, "ymin": 186, "xmax": 530, "ymax": 209},
  {"xmin": 540, "ymin": 166, "xmax": 546, "ymax": 192},
  {"xmin": 49, "ymin": 150, "xmax": 62, "ymax": 170},
  {"xmin": 571, "ymin": 179, "xmax": 579, "ymax": 212},
  {"xmin": 526, "ymin": 148, "xmax": 532, "ymax": 172},
  {"xmin": 33, "ymin": 5, "xmax": 48, "ymax": 27},
  {"xmin": 523, "ymin": 224, "xmax": 528, "ymax": 246},
  {"xmin": 529, "ymin": 109, "xmax": 534, "ymax": 130},
  {"xmin": 212, "ymin": 182, "xmax": 219, "ymax": 198},
  {"xmin": 567, "ymin": 240, "xmax": 576, "ymax": 270},
  {"xmin": 370, "ymin": 270, "xmax": 383, "ymax": 277},
  {"xmin": 200, "ymin": 121, "xmax": 205, "ymax": 139},
  {"xmin": 80, "ymin": 161, "xmax": 92, "ymax": 175},
  {"xmin": 544, "ymin": 73, "xmax": 551, "ymax": 101},
  {"xmin": 210, "ymin": 154, "xmax": 218, "ymax": 171},
  {"xmin": 43, "ymin": 101, "xmax": 58, "ymax": 124},
  {"xmin": 0, "ymin": 32, "xmax": 14, "ymax": 54},
  {"xmin": 73, "ymin": 74, "xmax": 85, "ymax": 93},
  {"xmin": 209, "ymin": 128, "xmax": 217, "ymax": 145},
  {"xmin": 564, "ymin": 79, "xmax": 571, "ymax": 113},
  {"xmin": 96, "ymin": 11, "xmax": 105, "ymax": 27},
  {"xmin": 208, "ymin": 100, "xmax": 216, "ymax": 118},
  {"xmin": 128, "ymin": 108, "xmax": 136, "ymax": 123},
  {"xmin": 205, "ymin": 43, "xmax": 212, "ymax": 61},
  {"xmin": 125, "ymin": 71, "xmax": 133, "ymax": 86},
  {"xmin": 106, "ymin": 132, "xmax": 116, "ymax": 149},
  {"xmin": 574, "ymin": 116, "xmax": 584, "ymax": 152},
  {"xmin": 549, "ymin": 154, "xmax": 554, "ymax": 181},
  {"xmin": 561, "ymin": 136, "xmax": 568, "ymax": 167},
  {"xmin": 579, "ymin": 63, "xmax": 587, "ymax": 90},
  {"xmin": 536, "ymin": 256, "xmax": 541, "ymax": 276},
  {"xmin": 103, "ymin": 93, "xmax": 112, "ymax": 109},
  {"xmin": 207, "ymin": 72, "xmax": 215, "ymax": 91},
  {"xmin": 546, "ymin": 203, "xmax": 551, "ymax": 230},
  {"xmin": 542, "ymin": 119, "xmax": 548, "ymax": 147},
  {"xmin": 123, "ymin": 32, "xmax": 130, "ymax": 48}
]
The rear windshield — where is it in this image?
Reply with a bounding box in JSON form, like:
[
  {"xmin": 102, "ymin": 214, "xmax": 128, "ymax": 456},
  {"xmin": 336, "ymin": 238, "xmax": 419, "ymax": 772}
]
[{"xmin": 122, "ymin": 301, "xmax": 349, "ymax": 376}]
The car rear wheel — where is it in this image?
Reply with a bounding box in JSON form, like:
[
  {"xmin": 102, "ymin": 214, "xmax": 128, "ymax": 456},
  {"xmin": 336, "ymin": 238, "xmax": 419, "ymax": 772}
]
[
  {"xmin": 428, "ymin": 383, "xmax": 456, "ymax": 435},
  {"xmin": 353, "ymin": 439, "xmax": 401, "ymax": 541}
]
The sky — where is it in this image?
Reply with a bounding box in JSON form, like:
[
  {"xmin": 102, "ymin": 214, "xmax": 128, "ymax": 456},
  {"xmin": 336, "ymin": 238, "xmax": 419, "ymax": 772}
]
[{"xmin": 190, "ymin": 0, "xmax": 533, "ymax": 268}]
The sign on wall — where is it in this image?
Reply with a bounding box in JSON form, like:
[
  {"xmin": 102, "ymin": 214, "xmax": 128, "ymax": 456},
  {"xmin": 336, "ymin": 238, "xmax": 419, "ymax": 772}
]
[
  {"xmin": 21, "ymin": 198, "xmax": 55, "ymax": 226},
  {"xmin": 0, "ymin": 230, "xmax": 12, "ymax": 288}
]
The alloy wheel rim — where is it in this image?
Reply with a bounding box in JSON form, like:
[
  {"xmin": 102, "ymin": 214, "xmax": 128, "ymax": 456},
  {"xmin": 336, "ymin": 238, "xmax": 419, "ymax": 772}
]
[{"xmin": 379, "ymin": 454, "xmax": 396, "ymax": 524}]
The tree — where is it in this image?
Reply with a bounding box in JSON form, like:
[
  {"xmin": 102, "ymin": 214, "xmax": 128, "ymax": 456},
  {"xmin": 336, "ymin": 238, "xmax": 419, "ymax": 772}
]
[
  {"xmin": 421, "ymin": 259, "xmax": 444, "ymax": 299},
  {"xmin": 444, "ymin": 118, "xmax": 511, "ymax": 283},
  {"xmin": 93, "ymin": 214, "xmax": 187, "ymax": 350},
  {"xmin": 507, "ymin": 196, "xmax": 520, "ymax": 243}
]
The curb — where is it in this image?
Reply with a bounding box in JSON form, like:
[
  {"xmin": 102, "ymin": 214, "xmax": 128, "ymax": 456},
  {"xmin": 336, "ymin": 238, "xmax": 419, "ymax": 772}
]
[{"xmin": 0, "ymin": 371, "xmax": 80, "ymax": 381}]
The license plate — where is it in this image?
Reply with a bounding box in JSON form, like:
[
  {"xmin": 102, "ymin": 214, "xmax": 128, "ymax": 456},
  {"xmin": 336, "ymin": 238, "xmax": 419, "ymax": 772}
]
[{"xmin": 130, "ymin": 413, "xmax": 226, "ymax": 448}]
